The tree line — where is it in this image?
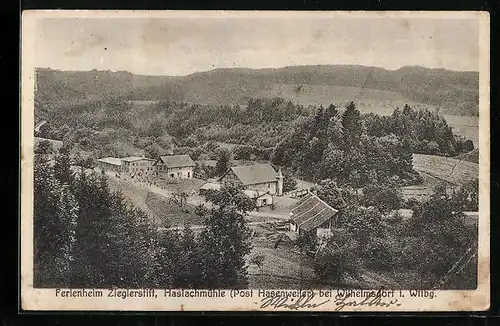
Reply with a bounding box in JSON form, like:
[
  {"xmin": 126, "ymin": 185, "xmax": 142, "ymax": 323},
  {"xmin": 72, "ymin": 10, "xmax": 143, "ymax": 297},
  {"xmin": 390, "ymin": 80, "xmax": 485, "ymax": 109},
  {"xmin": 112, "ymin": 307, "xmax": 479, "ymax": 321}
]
[
  {"xmin": 37, "ymin": 97, "xmax": 473, "ymax": 185},
  {"xmin": 34, "ymin": 146, "xmax": 252, "ymax": 288},
  {"xmin": 272, "ymin": 102, "xmax": 473, "ymax": 188}
]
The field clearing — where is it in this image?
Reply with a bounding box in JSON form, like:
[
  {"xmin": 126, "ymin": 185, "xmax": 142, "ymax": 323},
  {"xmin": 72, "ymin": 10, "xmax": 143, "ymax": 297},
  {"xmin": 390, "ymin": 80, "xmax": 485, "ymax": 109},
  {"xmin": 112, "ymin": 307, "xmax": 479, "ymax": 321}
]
[
  {"xmin": 412, "ymin": 153, "xmax": 478, "ymax": 185},
  {"xmin": 145, "ymin": 192, "xmax": 205, "ymax": 227},
  {"xmin": 454, "ymin": 149, "xmax": 479, "ymax": 164},
  {"xmin": 257, "ymin": 84, "xmax": 406, "ymax": 107},
  {"xmin": 107, "ymin": 174, "xmax": 159, "ymax": 222},
  {"xmin": 107, "ymin": 174, "xmax": 205, "ymax": 227},
  {"xmin": 156, "ymin": 178, "xmax": 206, "ymax": 195},
  {"xmin": 247, "ymin": 223, "xmax": 318, "ymax": 289}
]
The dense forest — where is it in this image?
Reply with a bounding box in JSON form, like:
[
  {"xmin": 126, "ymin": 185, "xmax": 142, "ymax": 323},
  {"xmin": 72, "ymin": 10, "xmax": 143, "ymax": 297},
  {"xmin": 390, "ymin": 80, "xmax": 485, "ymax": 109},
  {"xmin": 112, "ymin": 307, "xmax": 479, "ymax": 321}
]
[
  {"xmin": 34, "ymin": 147, "xmax": 253, "ymax": 288},
  {"xmin": 37, "ymin": 94, "xmax": 474, "ymax": 189},
  {"xmin": 34, "ymin": 144, "xmax": 478, "ymax": 289},
  {"xmin": 312, "ymin": 178, "xmax": 478, "ymax": 289},
  {"xmin": 271, "ymin": 102, "xmax": 473, "ymax": 187},
  {"xmin": 36, "ymin": 65, "xmax": 479, "ymax": 116}
]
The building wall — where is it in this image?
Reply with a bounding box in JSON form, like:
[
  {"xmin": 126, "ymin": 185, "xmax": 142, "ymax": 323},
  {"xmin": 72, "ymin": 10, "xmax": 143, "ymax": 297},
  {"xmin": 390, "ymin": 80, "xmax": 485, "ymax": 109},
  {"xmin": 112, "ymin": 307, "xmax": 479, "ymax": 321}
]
[
  {"xmin": 249, "ymin": 181, "xmax": 277, "ymax": 195},
  {"xmin": 156, "ymin": 163, "xmax": 194, "ymax": 179},
  {"xmin": 255, "ymin": 194, "xmax": 273, "ymax": 207},
  {"xmin": 221, "ymin": 170, "xmax": 242, "ymax": 187},
  {"xmin": 289, "ymin": 217, "xmax": 336, "ymax": 236},
  {"xmin": 123, "ymin": 159, "xmax": 155, "ymax": 182},
  {"xmin": 99, "ymin": 161, "xmax": 121, "ymax": 173}
]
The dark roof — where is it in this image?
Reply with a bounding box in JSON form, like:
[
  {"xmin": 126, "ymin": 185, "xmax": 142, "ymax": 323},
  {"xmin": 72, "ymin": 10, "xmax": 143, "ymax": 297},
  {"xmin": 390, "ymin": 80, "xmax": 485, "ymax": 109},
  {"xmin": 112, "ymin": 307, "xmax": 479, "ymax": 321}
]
[
  {"xmin": 290, "ymin": 194, "xmax": 338, "ymax": 232},
  {"xmin": 159, "ymin": 155, "xmax": 195, "ymax": 168},
  {"xmin": 227, "ymin": 164, "xmax": 278, "ymax": 186}
]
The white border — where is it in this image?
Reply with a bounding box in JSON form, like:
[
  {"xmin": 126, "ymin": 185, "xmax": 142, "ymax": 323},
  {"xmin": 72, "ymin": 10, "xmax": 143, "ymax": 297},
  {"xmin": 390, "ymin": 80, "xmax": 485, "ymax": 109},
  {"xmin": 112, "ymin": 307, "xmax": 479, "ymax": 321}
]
[{"xmin": 20, "ymin": 10, "xmax": 490, "ymax": 312}]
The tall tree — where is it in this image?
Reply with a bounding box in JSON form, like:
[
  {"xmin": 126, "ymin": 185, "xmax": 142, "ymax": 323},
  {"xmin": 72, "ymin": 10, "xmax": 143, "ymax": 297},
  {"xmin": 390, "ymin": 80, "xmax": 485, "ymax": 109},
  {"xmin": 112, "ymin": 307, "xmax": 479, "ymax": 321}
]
[
  {"xmin": 70, "ymin": 172, "xmax": 163, "ymax": 288},
  {"xmin": 34, "ymin": 156, "xmax": 78, "ymax": 287},
  {"xmin": 53, "ymin": 144, "xmax": 73, "ymax": 186},
  {"xmin": 171, "ymin": 225, "xmax": 203, "ymax": 288},
  {"xmin": 215, "ymin": 148, "xmax": 231, "ymax": 177},
  {"xmin": 198, "ymin": 186, "xmax": 252, "ymax": 288},
  {"xmin": 341, "ymin": 102, "xmax": 363, "ymax": 145},
  {"xmin": 282, "ymin": 169, "xmax": 297, "ymax": 193}
]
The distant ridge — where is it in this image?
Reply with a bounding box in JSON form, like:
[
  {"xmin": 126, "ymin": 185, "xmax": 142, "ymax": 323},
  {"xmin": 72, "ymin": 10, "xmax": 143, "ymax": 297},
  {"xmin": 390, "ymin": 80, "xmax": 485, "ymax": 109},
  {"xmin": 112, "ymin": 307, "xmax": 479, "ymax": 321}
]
[{"xmin": 35, "ymin": 64, "xmax": 479, "ymax": 116}]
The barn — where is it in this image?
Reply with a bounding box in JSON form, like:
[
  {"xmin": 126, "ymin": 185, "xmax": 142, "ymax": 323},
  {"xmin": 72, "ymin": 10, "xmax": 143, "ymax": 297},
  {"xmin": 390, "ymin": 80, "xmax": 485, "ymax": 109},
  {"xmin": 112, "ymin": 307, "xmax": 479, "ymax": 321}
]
[
  {"xmin": 219, "ymin": 164, "xmax": 284, "ymax": 196},
  {"xmin": 154, "ymin": 155, "xmax": 196, "ymax": 180},
  {"xmin": 289, "ymin": 193, "xmax": 339, "ymax": 239}
]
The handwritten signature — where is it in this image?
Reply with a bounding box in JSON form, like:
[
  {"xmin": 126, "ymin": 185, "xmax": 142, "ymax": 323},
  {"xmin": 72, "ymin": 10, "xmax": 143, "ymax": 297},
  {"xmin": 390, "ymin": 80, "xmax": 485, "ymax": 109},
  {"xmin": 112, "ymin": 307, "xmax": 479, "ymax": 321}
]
[
  {"xmin": 259, "ymin": 293, "xmax": 401, "ymax": 311},
  {"xmin": 333, "ymin": 295, "xmax": 401, "ymax": 311},
  {"xmin": 260, "ymin": 294, "xmax": 330, "ymax": 310}
]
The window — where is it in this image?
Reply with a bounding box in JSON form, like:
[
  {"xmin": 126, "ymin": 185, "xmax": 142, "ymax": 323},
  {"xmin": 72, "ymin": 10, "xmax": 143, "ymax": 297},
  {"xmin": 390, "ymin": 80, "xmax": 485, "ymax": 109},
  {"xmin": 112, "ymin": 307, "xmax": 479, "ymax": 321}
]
[{"xmin": 187, "ymin": 172, "xmax": 191, "ymax": 178}]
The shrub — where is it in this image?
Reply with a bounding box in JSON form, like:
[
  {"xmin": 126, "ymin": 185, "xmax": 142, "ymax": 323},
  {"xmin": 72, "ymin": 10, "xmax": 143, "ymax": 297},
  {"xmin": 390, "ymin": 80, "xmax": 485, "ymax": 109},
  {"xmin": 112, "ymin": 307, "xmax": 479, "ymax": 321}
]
[{"xmin": 314, "ymin": 234, "xmax": 361, "ymax": 284}]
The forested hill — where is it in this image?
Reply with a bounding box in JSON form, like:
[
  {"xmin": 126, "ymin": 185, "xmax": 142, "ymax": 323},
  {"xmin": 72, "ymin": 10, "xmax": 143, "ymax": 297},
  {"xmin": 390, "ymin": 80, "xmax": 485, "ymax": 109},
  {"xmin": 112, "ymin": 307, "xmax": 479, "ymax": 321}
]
[{"xmin": 36, "ymin": 65, "xmax": 479, "ymax": 116}]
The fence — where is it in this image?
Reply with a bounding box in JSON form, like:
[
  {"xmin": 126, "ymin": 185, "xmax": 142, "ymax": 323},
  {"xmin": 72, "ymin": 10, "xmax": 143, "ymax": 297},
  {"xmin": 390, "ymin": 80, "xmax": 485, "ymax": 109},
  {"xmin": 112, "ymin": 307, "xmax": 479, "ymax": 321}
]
[{"xmin": 284, "ymin": 188, "xmax": 310, "ymax": 198}]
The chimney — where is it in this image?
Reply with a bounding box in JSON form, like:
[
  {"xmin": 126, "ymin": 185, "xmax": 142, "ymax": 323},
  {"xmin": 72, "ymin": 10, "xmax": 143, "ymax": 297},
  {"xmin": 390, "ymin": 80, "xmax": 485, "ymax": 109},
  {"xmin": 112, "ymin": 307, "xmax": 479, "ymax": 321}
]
[{"xmin": 276, "ymin": 167, "xmax": 284, "ymax": 196}]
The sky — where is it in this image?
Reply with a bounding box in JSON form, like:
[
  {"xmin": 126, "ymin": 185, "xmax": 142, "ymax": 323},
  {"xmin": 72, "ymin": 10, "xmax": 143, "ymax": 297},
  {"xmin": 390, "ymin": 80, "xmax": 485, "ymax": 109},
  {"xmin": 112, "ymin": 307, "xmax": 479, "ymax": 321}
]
[{"xmin": 34, "ymin": 15, "xmax": 480, "ymax": 76}]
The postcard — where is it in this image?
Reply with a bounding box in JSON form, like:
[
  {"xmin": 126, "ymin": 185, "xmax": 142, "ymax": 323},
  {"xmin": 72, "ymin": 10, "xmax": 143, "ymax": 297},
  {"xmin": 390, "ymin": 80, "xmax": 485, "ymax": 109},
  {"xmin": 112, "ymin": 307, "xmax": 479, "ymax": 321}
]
[{"xmin": 20, "ymin": 10, "xmax": 490, "ymax": 311}]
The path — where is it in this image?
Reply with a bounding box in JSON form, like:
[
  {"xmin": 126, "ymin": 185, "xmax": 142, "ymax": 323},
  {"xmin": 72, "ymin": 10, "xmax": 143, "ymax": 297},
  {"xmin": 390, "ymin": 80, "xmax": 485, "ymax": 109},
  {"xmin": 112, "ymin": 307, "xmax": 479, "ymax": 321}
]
[{"xmin": 158, "ymin": 219, "xmax": 284, "ymax": 232}]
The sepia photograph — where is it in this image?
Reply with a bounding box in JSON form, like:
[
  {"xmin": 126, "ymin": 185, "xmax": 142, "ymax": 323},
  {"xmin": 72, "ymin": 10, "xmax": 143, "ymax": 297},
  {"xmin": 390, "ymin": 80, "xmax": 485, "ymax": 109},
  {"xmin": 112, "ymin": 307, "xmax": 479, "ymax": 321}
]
[{"xmin": 21, "ymin": 10, "xmax": 490, "ymax": 311}]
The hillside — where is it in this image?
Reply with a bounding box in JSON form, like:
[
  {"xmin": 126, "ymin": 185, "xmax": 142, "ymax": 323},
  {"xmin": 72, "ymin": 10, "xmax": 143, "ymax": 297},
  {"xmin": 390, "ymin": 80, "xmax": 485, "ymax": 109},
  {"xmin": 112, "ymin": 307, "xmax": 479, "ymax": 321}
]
[
  {"xmin": 452, "ymin": 149, "xmax": 479, "ymax": 164},
  {"xmin": 35, "ymin": 65, "xmax": 479, "ymax": 116},
  {"xmin": 412, "ymin": 153, "xmax": 479, "ymax": 186}
]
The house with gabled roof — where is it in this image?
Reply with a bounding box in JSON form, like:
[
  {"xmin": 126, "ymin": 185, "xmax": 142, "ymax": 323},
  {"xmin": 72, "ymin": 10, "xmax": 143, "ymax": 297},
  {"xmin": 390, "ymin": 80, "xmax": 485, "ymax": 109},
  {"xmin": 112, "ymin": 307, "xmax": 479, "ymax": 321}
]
[
  {"xmin": 154, "ymin": 154, "xmax": 195, "ymax": 179},
  {"xmin": 97, "ymin": 157, "xmax": 122, "ymax": 173},
  {"xmin": 289, "ymin": 193, "xmax": 339, "ymax": 238},
  {"xmin": 219, "ymin": 163, "xmax": 284, "ymax": 196}
]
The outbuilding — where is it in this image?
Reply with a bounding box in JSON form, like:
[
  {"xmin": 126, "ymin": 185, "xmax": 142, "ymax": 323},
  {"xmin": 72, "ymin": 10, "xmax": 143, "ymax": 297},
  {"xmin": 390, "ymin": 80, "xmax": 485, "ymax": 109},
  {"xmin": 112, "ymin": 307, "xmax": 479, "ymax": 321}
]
[{"xmin": 289, "ymin": 193, "xmax": 339, "ymax": 239}]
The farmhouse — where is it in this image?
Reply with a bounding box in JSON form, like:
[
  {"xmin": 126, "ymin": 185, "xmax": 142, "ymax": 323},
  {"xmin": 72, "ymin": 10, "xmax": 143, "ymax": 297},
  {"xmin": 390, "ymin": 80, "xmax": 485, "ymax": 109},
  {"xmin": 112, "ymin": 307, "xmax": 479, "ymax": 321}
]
[
  {"xmin": 97, "ymin": 157, "xmax": 122, "ymax": 173},
  {"xmin": 289, "ymin": 193, "xmax": 339, "ymax": 239},
  {"xmin": 154, "ymin": 155, "xmax": 195, "ymax": 180},
  {"xmin": 220, "ymin": 164, "xmax": 284, "ymax": 196},
  {"xmin": 121, "ymin": 156, "xmax": 156, "ymax": 181}
]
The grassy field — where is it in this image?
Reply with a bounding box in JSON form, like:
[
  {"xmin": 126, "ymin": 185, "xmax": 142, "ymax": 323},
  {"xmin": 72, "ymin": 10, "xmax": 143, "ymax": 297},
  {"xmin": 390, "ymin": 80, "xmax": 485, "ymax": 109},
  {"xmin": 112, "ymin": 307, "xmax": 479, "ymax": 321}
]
[
  {"xmin": 156, "ymin": 178, "xmax": 206, "ymax": 195},
  {"xmin": 454, "ymin": 149, "xmax": 479, "ymax": 164},
  {"xmin": 400, "ymin": 171, "xmax": 455, "ymax": 202},
  {"xmin": 106, "ymin": 174, "xmax": 159, "ymax": 220},
  {"xmin": 107, "ymin": 174, "xmax": 205, "ymax": 227},
  {"xmin": 400, "ymin": 153, "xmax": 478, "ymax": 201},
  {"xmin": 246, "ymin": 223, "xmax": 318, "ymax": 288},
  {"xmin": 145, "ymin": 192, "xmax": 204, "ymax": 227},
  {"xmin": 257, "ymin": 84, "xmax": 406, "ymax": 108},
  {"xmin": 412, "ymin": 153, "xmax": 479, "ymax": 186}
]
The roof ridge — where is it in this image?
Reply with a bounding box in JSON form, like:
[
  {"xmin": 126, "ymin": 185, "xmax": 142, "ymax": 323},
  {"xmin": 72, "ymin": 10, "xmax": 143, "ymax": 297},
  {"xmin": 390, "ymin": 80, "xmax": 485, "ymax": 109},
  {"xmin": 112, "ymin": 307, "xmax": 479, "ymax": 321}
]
[
  {"xmin": 314, "ymin": 194, "xmax": 339, "ymax": 213},
  {"xmin": 231, "ymin": 163, "xmax": 274, "ymax": 168},
  {"xmin": 160, "ymin": 154, "xmax": 190, "ymax": 157}
]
